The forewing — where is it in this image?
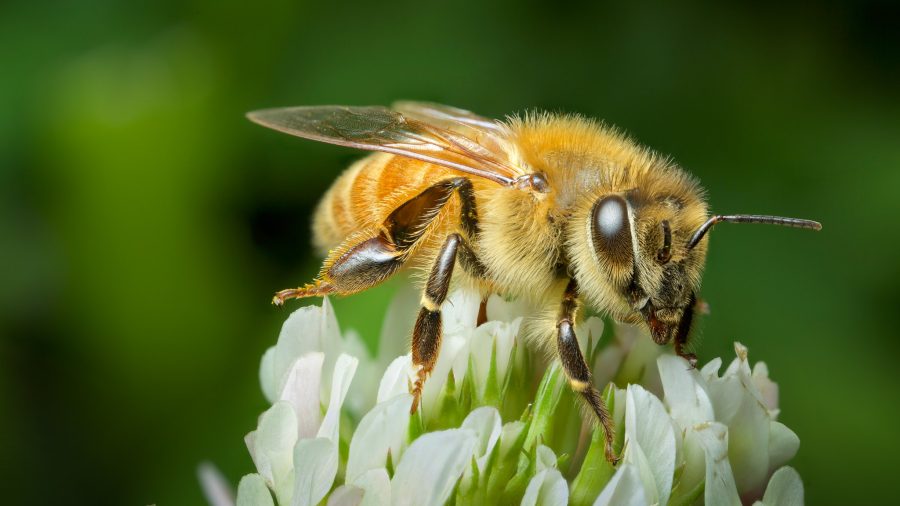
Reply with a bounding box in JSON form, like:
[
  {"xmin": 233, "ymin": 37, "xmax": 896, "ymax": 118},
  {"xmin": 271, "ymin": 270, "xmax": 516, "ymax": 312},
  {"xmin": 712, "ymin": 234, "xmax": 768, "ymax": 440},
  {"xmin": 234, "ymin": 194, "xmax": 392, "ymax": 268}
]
[
  {"xmin": 247, "ymin": 105, "xmax": 522, "ymax": 186},
  {"xmin": 392, "ymin": 101, "xmax": 502, "ymax": 131}
]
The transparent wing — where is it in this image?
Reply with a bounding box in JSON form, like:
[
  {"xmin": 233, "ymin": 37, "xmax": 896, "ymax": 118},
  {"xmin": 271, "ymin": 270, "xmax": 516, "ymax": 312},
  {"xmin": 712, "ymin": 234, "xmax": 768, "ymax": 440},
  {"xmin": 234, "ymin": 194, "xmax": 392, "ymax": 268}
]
[
  {"xmin": 246, "ymin": 105, "xmax": 522, "ymax": 186},
  {"xmin": 392, "ymin": 100, "xmax": 503, "ymax": 131}
]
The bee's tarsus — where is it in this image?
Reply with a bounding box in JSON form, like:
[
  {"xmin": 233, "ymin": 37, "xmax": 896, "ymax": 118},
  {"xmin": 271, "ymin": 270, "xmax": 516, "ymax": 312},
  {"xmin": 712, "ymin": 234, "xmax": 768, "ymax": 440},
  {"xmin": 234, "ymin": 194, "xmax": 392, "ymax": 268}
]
[
  {"xmin": 557, "ymin": 279, "xmax": 619, "ymax": 464},
  {"xmin": 680, "ymin": 352, "xmax": 699, "ymax": 369},
  {"xmin": 409, "ymin": 381, "xmax": 423, "ymax": 415},
  {"xmin": 610, "ymin": 439, "xmax": 629, "ymax": 466},
  {"xmin": 271, "ymin": 282, "xmax": 334, "ymax": 306},
  {"xmin": 607, "ymin": 449, "xmax": 621, "ymax": 467}
]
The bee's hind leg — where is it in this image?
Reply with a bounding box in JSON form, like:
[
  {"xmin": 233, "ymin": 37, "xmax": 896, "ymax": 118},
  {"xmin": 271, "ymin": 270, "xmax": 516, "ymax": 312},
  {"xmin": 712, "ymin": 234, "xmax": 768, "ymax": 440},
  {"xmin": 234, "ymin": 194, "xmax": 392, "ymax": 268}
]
[
  {"xmin": 273, "ymin": 176, "xmax": 477, "ymax": 307},
  {"xmin": 557, "ymin": 278, "xmax": 619, "ymax": 464},
  {"xmin": 272, "ymin": 280, "xmax": 335, "ymax": 306},
  {"xmin": 273, "ymin": 232, "xmax": 407, "ymax": 305}
]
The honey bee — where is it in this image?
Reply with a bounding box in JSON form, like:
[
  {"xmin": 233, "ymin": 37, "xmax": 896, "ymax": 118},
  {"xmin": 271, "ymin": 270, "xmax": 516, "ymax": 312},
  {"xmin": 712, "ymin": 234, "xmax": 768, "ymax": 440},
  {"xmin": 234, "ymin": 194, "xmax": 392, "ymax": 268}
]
[{"xmin": 248, "ymin": 102, "xmax": 821, "ymax": 463}]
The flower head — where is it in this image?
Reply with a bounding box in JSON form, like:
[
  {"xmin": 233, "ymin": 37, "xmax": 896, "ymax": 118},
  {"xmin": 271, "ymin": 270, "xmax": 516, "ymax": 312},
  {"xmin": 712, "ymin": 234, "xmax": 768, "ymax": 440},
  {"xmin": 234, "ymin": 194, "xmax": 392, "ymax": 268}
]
[{"xmin": 202, "ymin": 286, "xmax": 804, "ymax": 505}]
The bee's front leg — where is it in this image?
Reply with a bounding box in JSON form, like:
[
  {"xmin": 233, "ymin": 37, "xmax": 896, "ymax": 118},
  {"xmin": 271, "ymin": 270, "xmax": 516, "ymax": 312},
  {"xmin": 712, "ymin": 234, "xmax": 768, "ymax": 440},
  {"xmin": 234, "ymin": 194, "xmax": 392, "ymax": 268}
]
[
  {"xmin": 557, "ymin": 278, "xmax": 619, "ymax": 464},
  {"xmin": 673, "ymin": 292, "xmax": 699, "ymax": 369}
]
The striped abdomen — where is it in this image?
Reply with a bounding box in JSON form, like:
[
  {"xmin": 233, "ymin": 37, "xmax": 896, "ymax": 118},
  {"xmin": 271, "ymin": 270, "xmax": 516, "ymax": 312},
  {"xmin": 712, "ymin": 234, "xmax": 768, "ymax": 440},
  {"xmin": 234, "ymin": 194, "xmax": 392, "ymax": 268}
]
[{"xmin": 312, "ymin": 153, "xmax": 458, "ymax": 254}]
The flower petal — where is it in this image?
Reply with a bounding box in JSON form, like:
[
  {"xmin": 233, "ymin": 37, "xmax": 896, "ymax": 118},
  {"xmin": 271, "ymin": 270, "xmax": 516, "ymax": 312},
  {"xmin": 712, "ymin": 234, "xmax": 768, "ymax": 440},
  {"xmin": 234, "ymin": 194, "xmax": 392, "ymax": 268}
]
[
  {"xmin": 353, "ymin": 468, "xmax": 392, "ymax": 506},
  {"xmin": 235, "ymin": 474, "xmax": 275, "ymax": 506},
  {"xmin": 461, "ymin": 406, "xmax": 502, "ymax": 471},
  {"xmin": 442, "ymin": 289, "xmax": 481, "ymax": 336},
  {"xmin": 752, "ymin": 361, "xmax": 780, "ymax": 414},
  {"xmin": 755, "ymin": 466, "xmax": 804, "ymax": 506},
  {"xmin": 273, "ymin": 299, "xmax": 342, "ymax": 404},
  {"xmin": 521, "ymin": 468, "xmax": 568, "ymax": 506},
  {"xmin": 376, "ymin": 282, "xmax": 420, "ymax": 363},
  {"xmin": 485, "ymin": 292, "xmax": 530, "ymax": 323},
  {"xmin": 279, "ymin": 352, "xmax": 325, "ymax": 440},
  {"xmin": 708, "ymin": 360, "xmax": 771, "ymax": 491},
  {"xmin": 377, "ymin": 354, "xmax": 414, "ymax": 404},
  {"xmin": 700, "ymin": 357, "xmax": 723, "ymax": 380},
  {"xmin": 575, "ymin": 317, "xmax": 605, "ymax": 355},
  {"xmin": 422, "ymin": 332, "xmax": 469, "ymax": 417},
  {"xmin": 260, "ymin": 347, "xmax": 277, "ymax": 403},
  {"xmin": 484, "ymin": 421, "xmax": 527, "ymax": 501},
  {"xmin": 614, "ymin": 325, "xmax": 664, "ymax": 388},
  {"xmin": 690, "ymin": 421, "xmax": 741, "ymax": 506},
  {"xmin": 198, "ymin": 462, "xmax": 234, "ymax": 506},
  {"xmin": 624, "ymin": 384, "xmax": 676, "ymax": 506},
  {"xmin": 292, "ymin": 437, "xmax": 339, "ymax": 506},
  {"xmin": 667, "ymin": 422, "xmax": 706, "ymax": 506},
  {"xmin": 248, "ymin": 401, "xmax": 297, "ymax": 502},
  {"xmin": 706, "ymin": 370, "xmax": 744, "ymax": 424},
  {"xmin": 346, "ymin": 394, "xmax": 413, "ymax": 483},
  {"xmin": 326, "ymin": 486, "xmax": 363, "ymax": 506},
  {"xmin": 658, "ymin": 354, "xmax": 714, "ymax": 426},
  {"xmin": 317, "ymin": 354, "xmax": 358, "ymax": 443},
  {"xmin": 768, "ymin": 422, "xmax": 800, "ymax": 471},
  {"xmin": 342, "ymin": 329, "xmax": 381, "ymax": 416},
  {"xmin": 593, "ymin": 463, "xmax": 646, "ymax": 506},
  {"xmin": 469, "ymin": 319, "xmax": 521, "ymax": 389},
  {"xmin": 535, "ymin": 444, "xmax": 558, "ymax": 472},
  {"xmin": 391, "ymin": 429, "xmax": 478, "ymax": 506}
]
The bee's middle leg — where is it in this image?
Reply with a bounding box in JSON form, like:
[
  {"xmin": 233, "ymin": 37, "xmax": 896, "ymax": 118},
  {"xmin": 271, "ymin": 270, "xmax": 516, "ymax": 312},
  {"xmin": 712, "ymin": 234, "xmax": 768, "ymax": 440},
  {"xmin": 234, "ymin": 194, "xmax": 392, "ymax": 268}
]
[
  {"xmin": 409, "ymin": 232, "xmax": 480, "ymax": 414},
  {"xmin": 557, "ymin": 278, "xmax": 619, "ymax": 464}
]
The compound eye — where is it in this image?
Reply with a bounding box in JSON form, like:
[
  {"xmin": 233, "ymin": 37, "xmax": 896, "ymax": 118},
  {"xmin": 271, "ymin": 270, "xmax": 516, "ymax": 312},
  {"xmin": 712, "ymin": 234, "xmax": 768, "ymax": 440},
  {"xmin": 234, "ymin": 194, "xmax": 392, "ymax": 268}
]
[{"xmin": 591, "ymin": 195, "xmax": 633, "ymax": 263}]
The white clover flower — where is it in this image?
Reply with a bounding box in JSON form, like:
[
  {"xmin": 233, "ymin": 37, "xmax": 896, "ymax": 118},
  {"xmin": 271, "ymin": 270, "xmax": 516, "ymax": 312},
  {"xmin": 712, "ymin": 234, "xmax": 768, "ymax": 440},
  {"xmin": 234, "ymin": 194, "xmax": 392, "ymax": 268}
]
[{"xmin": 201, "ymin": 286, "xmax": 805, "ymax": 506}]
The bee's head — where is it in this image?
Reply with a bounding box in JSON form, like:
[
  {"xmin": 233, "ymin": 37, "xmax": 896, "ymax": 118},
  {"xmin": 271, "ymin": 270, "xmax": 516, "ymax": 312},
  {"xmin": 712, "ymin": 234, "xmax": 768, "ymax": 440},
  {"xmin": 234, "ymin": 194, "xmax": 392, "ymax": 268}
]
[
  {"xmin": 570, "ymin": 189, "xmax": 821, "ymax": 345},
  {"xmin": 570, "ymin": 191, "xmax": 708, "ymax": 344}
]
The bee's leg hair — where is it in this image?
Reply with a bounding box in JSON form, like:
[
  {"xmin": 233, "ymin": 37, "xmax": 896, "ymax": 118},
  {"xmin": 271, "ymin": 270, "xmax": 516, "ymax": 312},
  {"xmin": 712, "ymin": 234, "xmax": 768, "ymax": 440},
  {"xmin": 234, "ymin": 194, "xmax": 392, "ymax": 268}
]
[
  {"xmin": 409, "ymin": 232, "xmax": 479, "ymax": 414},
  {"xmin": 272, "ymin": 280, "xmax": 336, "ymax": 306},
  {"xmin": 273, "ymin": 177, "xmax": 480, "ymax": 305},
  {"xmin": 386, "ymin": 177, "xmax": 477, "ymax": 249},
  {"xmin": 271, "ymin": 231, "xmax": 405, "ymax": 306},
  {"xmin": 557, "ymin": 278, "xmax": 619, "ymax": 464}
]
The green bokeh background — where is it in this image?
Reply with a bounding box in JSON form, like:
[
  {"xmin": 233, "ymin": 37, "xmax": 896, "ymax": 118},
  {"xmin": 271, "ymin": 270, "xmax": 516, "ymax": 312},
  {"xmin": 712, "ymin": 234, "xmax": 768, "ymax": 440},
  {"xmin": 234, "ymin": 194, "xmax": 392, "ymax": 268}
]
[{"xmin": 1, "ymin": 1, "xmax": 897, "ymax": 504}]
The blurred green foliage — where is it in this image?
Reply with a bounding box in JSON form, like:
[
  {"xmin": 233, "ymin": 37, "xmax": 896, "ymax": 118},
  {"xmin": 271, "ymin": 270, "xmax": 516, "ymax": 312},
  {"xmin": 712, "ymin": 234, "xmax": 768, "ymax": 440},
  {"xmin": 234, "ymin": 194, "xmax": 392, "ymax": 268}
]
[{"xmin": 0, "ymin": 0, "xmax": 897, "ymax": 504}]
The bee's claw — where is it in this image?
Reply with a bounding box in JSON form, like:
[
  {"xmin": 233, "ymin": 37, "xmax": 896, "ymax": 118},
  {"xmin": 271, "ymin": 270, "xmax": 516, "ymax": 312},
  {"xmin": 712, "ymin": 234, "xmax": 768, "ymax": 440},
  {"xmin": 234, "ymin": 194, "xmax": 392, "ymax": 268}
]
[
  {"xmin": 695, "ymin": 298, "xmax": 711, "ymax": 315},
  {"xmin": 681, "ymin": 352, "xmax": 699, "ymax": 369},
  {"xmin": 605, "ymin": 445, "xmax": 623, "ymax": 466},
  {"xmin": 606, "ymin": 438, "xmax": 629, "ymax": 465}
]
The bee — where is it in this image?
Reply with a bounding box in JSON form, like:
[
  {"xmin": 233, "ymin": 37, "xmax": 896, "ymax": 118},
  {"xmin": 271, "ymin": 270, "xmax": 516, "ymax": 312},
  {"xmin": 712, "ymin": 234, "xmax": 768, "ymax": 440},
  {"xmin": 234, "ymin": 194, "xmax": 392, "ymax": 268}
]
[{"xmin": 248, "ymin": 102, "xmax": 820, "ymax": 463}]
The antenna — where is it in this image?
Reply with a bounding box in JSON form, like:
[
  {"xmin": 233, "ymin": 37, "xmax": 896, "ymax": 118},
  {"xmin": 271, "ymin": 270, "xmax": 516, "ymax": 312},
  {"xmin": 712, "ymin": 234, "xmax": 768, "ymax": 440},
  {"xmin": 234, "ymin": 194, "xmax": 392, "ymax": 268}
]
[{"xmin": 687, "ymin": 214, "xmax": 822, "ymax": 249}]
